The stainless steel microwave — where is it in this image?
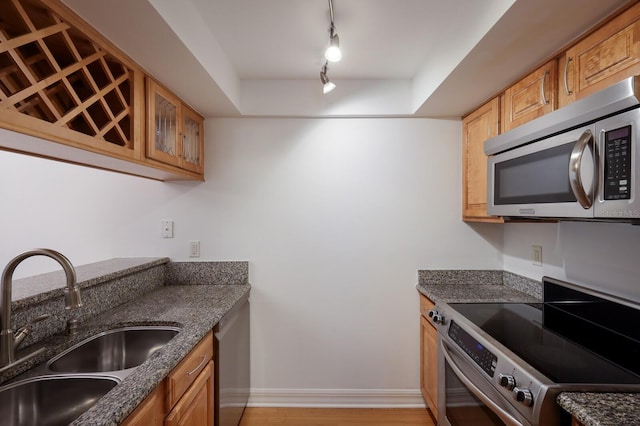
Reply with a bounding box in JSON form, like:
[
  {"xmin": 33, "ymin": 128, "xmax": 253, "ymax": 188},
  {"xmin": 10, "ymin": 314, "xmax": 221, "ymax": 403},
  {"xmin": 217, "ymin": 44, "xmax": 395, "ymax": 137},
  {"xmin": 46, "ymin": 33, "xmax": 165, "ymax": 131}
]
[{"xmin": 484, "ymin": 76, "xmax": 640, "ymax": 224}]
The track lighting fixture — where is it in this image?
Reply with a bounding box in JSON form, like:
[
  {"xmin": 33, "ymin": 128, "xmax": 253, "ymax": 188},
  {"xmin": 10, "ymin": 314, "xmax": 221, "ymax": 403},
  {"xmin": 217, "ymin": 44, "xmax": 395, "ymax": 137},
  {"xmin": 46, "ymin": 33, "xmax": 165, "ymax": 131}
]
[
  {"xmin": 320, "ymin": 62, "xmax": 336, "ymax": 94},
  {"xmin": 325, "ymin": 25, "xmax": 342, "ymax": 62},
  {"xmin": 320, "ymin": 0, "xmax": 340, "ymax": 94},
  {"xmin": 324, "ymin": 0, "xmax": 342, "ymax": 62}
]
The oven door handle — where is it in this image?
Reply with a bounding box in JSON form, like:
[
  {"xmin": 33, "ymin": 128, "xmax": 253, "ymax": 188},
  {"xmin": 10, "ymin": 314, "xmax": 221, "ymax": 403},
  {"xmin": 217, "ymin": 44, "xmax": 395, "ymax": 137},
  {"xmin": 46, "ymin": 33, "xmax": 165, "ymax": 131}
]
[{"xmin": 440, "ymin": 340, "xmax": 524, "ymax": 426}]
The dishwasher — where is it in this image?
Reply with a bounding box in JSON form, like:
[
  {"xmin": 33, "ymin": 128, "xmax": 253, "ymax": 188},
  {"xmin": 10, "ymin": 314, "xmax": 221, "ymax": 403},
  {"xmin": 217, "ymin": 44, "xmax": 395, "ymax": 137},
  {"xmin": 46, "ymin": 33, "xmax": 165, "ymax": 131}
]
[{"xmin": 214, "ymin": 296, "xmax": 250, "ymax": 426}]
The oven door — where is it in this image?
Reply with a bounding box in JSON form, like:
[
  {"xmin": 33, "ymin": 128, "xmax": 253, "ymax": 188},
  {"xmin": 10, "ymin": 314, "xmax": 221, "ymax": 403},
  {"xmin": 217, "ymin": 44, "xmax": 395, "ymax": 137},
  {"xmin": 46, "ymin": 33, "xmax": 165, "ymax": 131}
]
[
  {"xmin": 487, "ymin": 124, "xmax": 596, "ymax": 218},
  {"xmin": 438, "ymin": 338, "xmax": 531, "ymax": 426}
]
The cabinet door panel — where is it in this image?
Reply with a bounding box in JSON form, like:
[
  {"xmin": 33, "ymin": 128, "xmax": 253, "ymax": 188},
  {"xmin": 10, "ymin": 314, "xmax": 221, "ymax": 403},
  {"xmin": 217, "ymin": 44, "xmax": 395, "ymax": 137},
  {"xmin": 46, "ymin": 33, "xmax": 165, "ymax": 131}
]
[
  {"xmin": 561, "ymin": 3, "xmax": 640, "ymax": 107},
  {"xmin": 122, "ymin": 384, "xmax": 166, "ymax": 426},
  {"xmin": 165, "ymin": 361, "xmax": 214, "ymax": 426},
  {"xmin": 462, "ymin": 97, "xmax": 502, "ymax": 222},
  {"xmin": 502, "ymin": 61, "xmax": 556, "ymax": 132},
  {"xmin": 147, "ymin": 79, "xmax": 181, "ymax": 167},
  {"xmin": 420, "ymin": 315, "xmax": 438, "ymax": 418},
  {"xmin": 180, "ymin": 104, "xmax": 204, "ymax": 174}
]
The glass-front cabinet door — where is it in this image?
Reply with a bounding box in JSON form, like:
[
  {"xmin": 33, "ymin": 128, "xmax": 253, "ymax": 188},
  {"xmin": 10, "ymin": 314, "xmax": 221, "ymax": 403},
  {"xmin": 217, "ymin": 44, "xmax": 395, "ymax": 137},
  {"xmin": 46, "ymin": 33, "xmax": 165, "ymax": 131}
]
[
  {"xmin": 180, "ymin": 104, "xmax": 204, "ymax": 174},
  {"xmin": 146, "ymin": 78, "xmax": 204, "ymax": 176},
  {"xmin": 147, "ymin": 79, "xmax": 181, "ymax": 167}
]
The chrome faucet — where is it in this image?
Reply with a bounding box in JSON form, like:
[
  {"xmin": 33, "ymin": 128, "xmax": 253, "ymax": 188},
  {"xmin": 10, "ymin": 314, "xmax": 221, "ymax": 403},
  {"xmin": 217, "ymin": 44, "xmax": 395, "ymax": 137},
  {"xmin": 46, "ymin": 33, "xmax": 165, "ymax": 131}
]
[{"xmin": 0, "ymin": 249, "xmax": 83, "ymax": 369}]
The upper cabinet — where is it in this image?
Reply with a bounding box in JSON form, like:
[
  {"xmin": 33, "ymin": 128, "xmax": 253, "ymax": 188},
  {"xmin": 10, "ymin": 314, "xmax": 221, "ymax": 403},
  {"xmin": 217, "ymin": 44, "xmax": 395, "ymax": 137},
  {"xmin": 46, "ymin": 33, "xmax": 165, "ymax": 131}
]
[
  {"xmin": 502, "ymin": 61, "xmax": 556, "ymax": 132},
  {"xmin": 559, "ymin": 3, "xmax": 640, "ymax": 108},
  {"xmin": 0, "ymin": 0, "xmax": 143, "ymax": 158},
  {"xmin": 0, "ymin": 0, "xmax": 204, "ymax": 181},
  {"xmin": 147, "ymin": 79, "xmax": 204, "ymax": 175},
  {"xmin": 462, "ymin": 97, "xmax": 503, "ymax": 222},
  {"xmin": 462, "ymin": 2, "xmax": 639, "ymax": 223}
]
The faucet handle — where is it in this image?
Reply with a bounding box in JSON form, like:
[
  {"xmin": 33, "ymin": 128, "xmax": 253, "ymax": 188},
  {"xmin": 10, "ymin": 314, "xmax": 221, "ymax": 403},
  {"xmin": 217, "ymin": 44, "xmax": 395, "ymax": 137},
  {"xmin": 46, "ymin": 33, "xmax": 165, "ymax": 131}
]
[
  {"xmin": 64, "ymin": 286, "xmax": 83, "ymax": 309},
  {"xmin": 14, "ymin": 314, "xmax": 51, "ymax": 349}
]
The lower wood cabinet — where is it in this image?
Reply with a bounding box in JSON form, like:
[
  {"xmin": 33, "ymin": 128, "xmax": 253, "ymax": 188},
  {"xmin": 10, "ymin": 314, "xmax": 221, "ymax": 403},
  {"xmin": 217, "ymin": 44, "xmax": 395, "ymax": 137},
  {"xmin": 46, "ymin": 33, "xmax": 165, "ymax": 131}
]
[
  {"xmin": 122, "ymin": 331, "xmax": 214, "ymax": 426},
  {"xmin": 419, "ymin": 294, "xmax": 438, "ymax": 419},
  {"xmin": 166, "ymin": 361, "xmax": 214, "ymax": 426}
]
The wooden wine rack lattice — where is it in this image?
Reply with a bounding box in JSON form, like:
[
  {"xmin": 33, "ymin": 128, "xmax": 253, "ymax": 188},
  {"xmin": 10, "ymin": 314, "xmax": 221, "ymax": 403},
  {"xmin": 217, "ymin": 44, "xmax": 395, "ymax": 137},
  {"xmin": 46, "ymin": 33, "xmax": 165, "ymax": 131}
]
[{"xmin": 0, "ymin": 0, "xmax": 133, "ymax": 148}]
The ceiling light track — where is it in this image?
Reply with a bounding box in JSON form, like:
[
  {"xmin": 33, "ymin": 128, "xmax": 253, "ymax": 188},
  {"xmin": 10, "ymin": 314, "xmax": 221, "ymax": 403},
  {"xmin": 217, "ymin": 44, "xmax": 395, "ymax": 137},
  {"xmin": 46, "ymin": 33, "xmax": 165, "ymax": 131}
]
[{"xmin": 320, "ymin": 0, "xmax": 342, "ymax": 94}]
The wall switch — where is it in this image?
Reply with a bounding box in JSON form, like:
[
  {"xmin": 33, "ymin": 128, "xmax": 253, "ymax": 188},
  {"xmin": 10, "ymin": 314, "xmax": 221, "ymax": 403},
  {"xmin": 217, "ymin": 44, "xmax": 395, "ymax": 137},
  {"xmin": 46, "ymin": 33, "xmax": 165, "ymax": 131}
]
[
  {"xmin": 161, "ymin": 220, "xmax": 174, "ymax": 238},
  {"xmin": 532, "ymin": 245, "xmax": 542, "ymax": 266},
  {"xmin": 189, "ymin": 240, "xmax": 200, "ymax": 258}
]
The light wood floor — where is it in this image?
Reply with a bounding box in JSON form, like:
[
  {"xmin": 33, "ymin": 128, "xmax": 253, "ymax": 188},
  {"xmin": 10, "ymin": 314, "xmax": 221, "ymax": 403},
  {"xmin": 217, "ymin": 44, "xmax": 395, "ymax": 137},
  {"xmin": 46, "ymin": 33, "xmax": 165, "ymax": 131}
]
[{"xmin": 239, "ymin": 407, "xmax": 436, "ymax": 426}]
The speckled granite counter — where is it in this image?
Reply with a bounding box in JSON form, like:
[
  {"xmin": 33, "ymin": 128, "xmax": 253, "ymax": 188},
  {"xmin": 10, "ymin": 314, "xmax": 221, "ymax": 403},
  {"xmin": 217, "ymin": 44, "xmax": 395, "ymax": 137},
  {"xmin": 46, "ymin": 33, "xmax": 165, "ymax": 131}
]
[
  {"xmin": 557, "ymin": 392, "xmax": 640, "ymax": 426},
  {"xmin": 2, "ymin": 257, "xmax": 250, "ymax": 426},
  {"xmin": 416, "ymin": 269, "xmax": 541, "ymax": 303}
]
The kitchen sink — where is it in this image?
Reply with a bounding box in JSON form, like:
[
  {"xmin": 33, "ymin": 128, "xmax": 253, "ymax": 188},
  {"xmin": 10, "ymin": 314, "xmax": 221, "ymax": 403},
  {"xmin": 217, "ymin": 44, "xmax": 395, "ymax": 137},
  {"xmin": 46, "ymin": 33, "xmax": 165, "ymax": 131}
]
[
  {"xmin": 47, "ymin": 325, "xmax": 180, "ymax": 373},
  {"xmin": 0, "ymin": 374, "xmax": 120, "ymax": 425}
]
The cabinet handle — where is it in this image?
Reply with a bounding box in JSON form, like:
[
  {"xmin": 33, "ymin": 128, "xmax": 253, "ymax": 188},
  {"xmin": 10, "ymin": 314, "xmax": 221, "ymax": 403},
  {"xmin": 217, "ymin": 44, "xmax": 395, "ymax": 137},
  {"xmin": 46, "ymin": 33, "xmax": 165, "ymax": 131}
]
[
  {"xmin": 187, "ymin": 355, "xmax": 206, "ymax": 376},
  {"xmin": 564, "ymin": 56, "xmax": 573, "ymax": 95},
  {"xmin": 540, "ymin": 69, "xmax": 549, "ymax": 105}
]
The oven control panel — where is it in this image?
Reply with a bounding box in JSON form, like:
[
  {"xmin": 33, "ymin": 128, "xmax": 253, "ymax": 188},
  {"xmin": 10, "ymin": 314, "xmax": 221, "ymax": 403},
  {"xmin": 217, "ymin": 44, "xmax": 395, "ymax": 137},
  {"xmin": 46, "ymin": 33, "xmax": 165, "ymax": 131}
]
[{"xmin": 448, "ymin": 320, "xmax": 497, "ymax": 377}]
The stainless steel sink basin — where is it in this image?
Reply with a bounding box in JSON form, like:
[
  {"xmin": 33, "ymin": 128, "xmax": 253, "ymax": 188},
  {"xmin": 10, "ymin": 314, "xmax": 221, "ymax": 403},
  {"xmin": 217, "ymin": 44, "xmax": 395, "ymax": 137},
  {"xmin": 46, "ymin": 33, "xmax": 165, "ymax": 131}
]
[
  {"xmin": 47, "ymin": 326, "xmax": 180, "ymax": 373},
  {"xmin": 0, "ymin": 375, "xmax": 120, "ymax": 425}
]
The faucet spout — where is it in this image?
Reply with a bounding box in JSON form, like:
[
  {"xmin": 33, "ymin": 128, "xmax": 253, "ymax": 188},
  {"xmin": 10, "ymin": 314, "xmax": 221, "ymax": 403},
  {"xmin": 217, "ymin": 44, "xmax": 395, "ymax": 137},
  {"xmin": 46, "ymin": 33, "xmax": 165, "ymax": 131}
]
[{"xmin": 0, "ymin": 249, "xmax": 82, "ymax": 368}]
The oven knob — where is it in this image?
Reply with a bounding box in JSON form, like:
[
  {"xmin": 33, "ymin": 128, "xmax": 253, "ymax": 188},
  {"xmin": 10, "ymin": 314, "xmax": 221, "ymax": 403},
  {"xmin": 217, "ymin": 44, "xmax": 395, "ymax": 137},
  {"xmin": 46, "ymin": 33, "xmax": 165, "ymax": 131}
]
[
  {"xmin": 427, "ymin": 309, "xmax": 437, "ymax": 318},
  {"xmin": 498, "ymin": 374, "xmax": 516, "ymax": 390},
  {"xmin": 432, "ymin": 314, "xmax": 444, "ymax": 324},
  {"xmin": 513, "ymin": 387, "xmax": 534, "ymax": 407}
]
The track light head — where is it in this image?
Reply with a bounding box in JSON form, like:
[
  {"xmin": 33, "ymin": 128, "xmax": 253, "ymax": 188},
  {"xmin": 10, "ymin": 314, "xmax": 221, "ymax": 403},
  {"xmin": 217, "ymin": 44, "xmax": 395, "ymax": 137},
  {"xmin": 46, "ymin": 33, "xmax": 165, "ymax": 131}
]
[
  {"xmin": 320, "ymin": 63, "xmax": 336, "ymax": 94},
  {"xmin": 324, "ymin": 28, "xmax": 342, "ymax": 63}
]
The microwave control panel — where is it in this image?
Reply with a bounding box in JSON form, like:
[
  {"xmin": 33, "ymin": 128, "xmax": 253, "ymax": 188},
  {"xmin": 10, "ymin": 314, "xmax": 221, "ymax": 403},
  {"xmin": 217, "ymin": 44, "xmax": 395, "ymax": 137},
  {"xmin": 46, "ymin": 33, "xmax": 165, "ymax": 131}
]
[{"xmin": 604, "ymin": 125, "xmax": 631, "ymax": 200}]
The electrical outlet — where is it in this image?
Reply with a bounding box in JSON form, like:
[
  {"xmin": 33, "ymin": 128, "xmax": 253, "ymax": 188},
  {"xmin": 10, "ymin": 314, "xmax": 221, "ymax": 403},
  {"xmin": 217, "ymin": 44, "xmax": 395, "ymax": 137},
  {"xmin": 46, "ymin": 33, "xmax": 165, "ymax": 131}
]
[
  {"xmin": 189, "ymin": 240, "xmax": 200, "ymax": 258},
  {"xmin": 532, "ymin": 245, "xmax": 542, "ymax": 266},
  {"xmin": 161, "ymin": 220, "xmax": 174, "ymax": 238}
]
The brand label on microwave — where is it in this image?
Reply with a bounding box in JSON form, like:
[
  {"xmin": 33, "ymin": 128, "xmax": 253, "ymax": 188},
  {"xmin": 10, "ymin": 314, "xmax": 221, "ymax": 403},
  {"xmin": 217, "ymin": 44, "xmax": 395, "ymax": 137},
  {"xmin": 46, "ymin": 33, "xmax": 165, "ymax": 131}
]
[
  {"xmin": 601, "ymin": 209, "xmax": 640, "ymax": 218},
  {"xmin": 519, "ymin": 208, "xmax": 536, "ymax": 215}
]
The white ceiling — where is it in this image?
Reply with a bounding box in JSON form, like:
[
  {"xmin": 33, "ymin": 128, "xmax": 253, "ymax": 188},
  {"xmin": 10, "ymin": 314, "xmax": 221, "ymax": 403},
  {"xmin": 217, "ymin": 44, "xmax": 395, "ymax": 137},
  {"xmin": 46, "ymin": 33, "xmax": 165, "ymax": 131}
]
[{"xmin": 62, "ymin": 0, "xmax": 631, "ymax": 118}]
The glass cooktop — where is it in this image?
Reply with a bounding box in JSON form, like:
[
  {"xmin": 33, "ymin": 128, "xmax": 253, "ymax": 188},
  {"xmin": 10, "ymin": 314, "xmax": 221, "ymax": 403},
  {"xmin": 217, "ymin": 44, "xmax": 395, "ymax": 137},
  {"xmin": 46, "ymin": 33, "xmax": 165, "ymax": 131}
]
[{"xmin": 448, "ymin": 298, "xmax": 640, "ymax": 385}]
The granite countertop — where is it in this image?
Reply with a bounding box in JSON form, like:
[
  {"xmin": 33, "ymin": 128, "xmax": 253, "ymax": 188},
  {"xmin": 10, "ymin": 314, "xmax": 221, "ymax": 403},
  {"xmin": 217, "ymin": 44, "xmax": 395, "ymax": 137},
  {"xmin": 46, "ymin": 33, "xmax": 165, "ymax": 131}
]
[
  {"xmin": 417, "ymin": 282, "xmax": 540, "ymax": 303},
  {"xmin": 67, "ymin": 284, "xmax": 250, "ymax": 425},
  {"xmin": 3, "ymin": 256, "xmax": 250, "ymax": 426},
  {"xmin": 416, "ymin": 269, "xmax": 541, "ymax": 304},
  {"xmin": 557, "ymin": 392, "xmax": 640, "ymax": 426}
]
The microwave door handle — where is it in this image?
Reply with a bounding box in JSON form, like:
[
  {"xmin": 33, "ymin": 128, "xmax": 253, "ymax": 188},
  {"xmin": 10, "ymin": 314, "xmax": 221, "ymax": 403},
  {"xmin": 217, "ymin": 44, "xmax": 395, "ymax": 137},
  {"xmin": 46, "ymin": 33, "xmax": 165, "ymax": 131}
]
[
  {"xmin": 440, "ymin": 341, "xmax": 524, "ymax": 426},
  {"xmin": 569, "ymin": 129, "xmax": 594, "ymax": 209}
]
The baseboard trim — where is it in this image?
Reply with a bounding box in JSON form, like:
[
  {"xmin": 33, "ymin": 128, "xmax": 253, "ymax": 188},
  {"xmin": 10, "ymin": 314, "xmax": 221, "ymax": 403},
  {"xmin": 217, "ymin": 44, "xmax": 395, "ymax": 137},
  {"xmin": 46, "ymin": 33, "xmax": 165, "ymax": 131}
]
[{"xmin": 247, "ymin": 388, "xmax": 427, "ymax": 408}]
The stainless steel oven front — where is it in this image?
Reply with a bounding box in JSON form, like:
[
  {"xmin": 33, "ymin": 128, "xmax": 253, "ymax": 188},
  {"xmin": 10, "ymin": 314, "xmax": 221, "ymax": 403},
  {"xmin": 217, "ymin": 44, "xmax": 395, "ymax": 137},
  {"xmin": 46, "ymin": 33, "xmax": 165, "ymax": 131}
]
[
  {"xmin": 437, "ymin": 333, "xmax": 531, "ymax": 426},
  {"xmin": 432, "ymin": 303, "xmax": 562, "ymax": 426}
]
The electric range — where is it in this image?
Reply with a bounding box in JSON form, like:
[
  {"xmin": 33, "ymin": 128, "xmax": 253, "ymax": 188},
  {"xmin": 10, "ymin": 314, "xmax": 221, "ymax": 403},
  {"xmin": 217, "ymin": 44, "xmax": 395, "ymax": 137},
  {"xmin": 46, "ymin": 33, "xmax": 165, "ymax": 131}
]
[{"xmin": 430, "ymin": 277, "xmax": 640, "ymax": 426}]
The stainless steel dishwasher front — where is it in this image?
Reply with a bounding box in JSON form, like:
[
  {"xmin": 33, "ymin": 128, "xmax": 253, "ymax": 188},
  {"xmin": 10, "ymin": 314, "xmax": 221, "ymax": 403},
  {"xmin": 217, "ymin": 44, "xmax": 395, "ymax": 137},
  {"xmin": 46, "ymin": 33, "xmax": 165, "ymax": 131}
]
[{"xmin": 214, "ymin": 296, "xmax": 250, "ymax": 426}]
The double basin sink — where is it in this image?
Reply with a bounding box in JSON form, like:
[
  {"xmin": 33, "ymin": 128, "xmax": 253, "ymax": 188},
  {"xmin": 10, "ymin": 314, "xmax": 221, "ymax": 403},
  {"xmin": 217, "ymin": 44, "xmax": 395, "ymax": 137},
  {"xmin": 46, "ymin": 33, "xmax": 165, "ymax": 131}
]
[{"xmin": 0, "ymin": 325, "xmax": 180, "ymax": 425}]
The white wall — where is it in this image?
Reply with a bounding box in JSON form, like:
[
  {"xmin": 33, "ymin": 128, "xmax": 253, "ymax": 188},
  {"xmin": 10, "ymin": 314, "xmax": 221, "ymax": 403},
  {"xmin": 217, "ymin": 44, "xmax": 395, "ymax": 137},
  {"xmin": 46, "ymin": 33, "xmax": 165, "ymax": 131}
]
[
  {"xmin": 0, "ymin": 117, "xmax": 502, "ymax": 405},
  {"xmin": 503, "ymin": 221, "xmax": 640, "ymax": 303}
]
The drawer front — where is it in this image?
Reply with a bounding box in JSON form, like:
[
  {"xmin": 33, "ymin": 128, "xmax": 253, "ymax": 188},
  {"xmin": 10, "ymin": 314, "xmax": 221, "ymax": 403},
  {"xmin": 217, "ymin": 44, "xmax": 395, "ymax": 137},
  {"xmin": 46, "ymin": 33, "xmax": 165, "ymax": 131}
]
[{"xmin": 166, "ymin": 331, "xmax": 214, "ymax": 409}]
